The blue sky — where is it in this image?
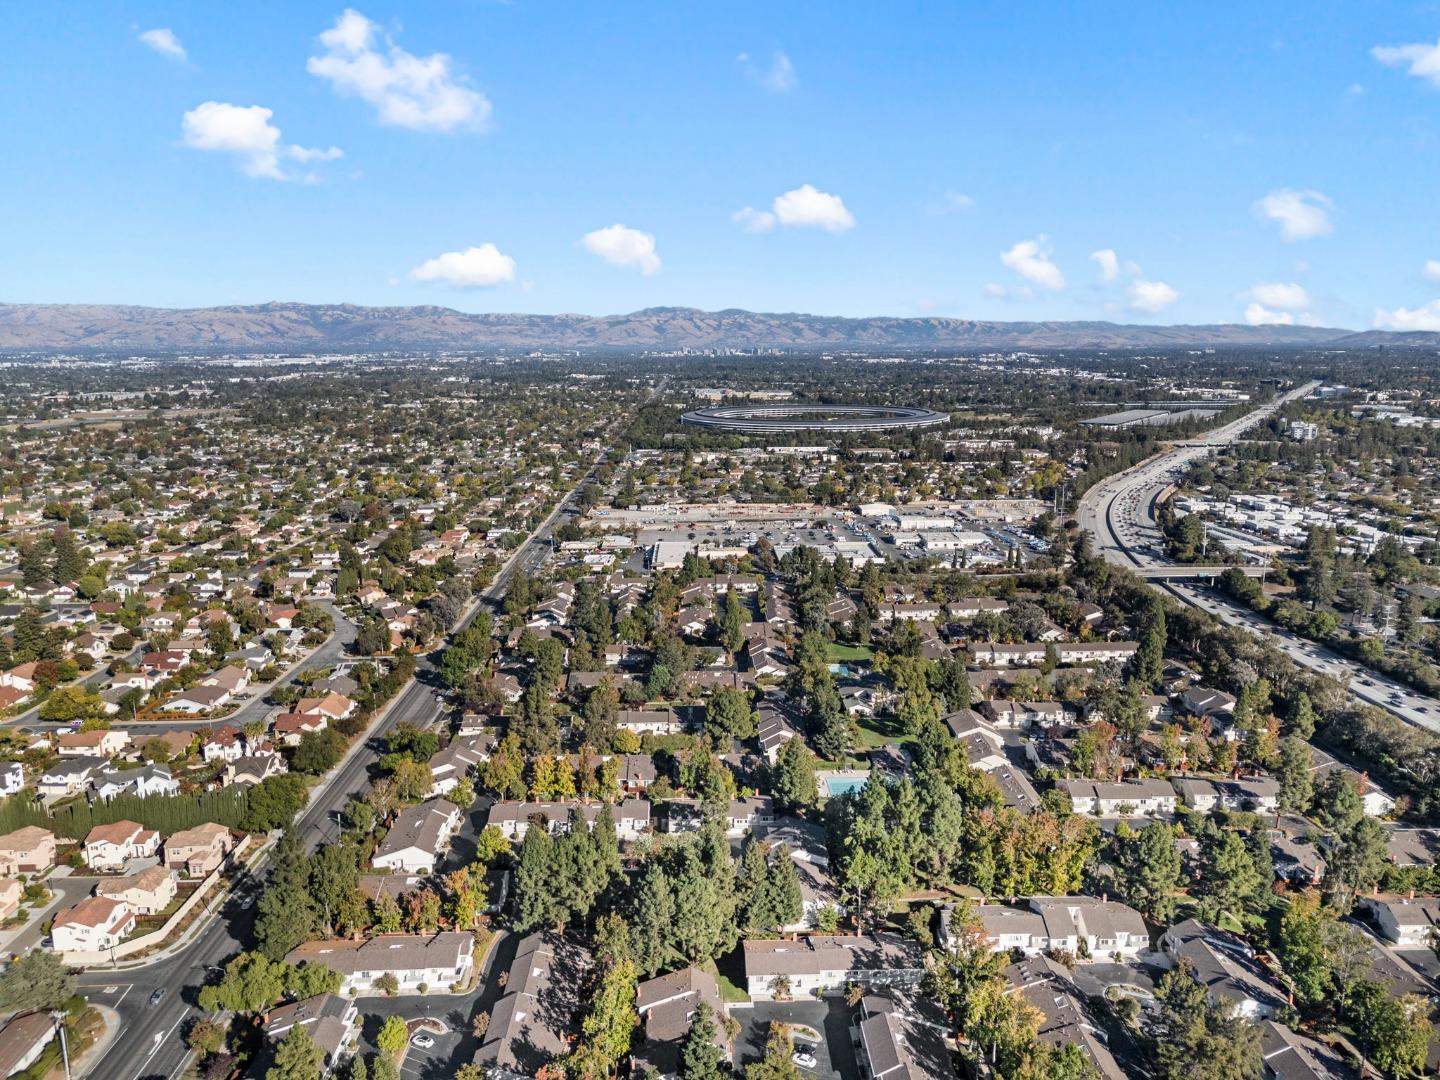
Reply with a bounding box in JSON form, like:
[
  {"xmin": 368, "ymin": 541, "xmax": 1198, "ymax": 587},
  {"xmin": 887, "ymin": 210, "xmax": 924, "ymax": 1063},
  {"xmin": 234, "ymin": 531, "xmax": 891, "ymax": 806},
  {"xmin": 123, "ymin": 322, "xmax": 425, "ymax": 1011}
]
[{"xmin": 5, "ymin": 1, "xmax": 1440, "ymax": 328}]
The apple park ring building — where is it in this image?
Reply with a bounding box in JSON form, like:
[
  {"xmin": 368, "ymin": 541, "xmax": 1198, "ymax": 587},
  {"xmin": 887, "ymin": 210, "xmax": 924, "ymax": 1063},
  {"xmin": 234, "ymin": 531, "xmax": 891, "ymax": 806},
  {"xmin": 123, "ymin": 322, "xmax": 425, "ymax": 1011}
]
[{"xmin": 679, "ymin": 404, "xmax": 950, "ymax": 434}]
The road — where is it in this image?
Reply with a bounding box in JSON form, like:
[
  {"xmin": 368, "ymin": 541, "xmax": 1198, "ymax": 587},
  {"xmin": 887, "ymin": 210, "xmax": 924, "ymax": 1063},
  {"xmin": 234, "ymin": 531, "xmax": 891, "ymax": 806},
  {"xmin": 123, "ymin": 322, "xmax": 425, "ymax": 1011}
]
[
  {"xmin": 73, "ymin": 438, "xmax": 619, "ymax": 1080},
  {"xmin": 1076, "ymin": 380, "xmax": 1440, "ymax": 735}
]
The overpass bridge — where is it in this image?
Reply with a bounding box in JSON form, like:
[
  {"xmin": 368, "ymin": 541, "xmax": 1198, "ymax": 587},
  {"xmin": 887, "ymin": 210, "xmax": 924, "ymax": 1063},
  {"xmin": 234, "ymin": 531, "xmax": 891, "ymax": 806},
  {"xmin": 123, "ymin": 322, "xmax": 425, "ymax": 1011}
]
[{"xmin": 1133, "ymin": 564, "xmax": 1267, "ymax": 581}]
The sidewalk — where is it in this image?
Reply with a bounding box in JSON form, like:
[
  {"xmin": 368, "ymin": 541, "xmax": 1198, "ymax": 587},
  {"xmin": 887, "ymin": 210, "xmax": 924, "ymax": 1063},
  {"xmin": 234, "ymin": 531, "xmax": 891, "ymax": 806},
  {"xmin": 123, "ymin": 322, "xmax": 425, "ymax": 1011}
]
[{"xmin": 73, "ymin": 1004, "xmax": 122, "ymax": 1078}]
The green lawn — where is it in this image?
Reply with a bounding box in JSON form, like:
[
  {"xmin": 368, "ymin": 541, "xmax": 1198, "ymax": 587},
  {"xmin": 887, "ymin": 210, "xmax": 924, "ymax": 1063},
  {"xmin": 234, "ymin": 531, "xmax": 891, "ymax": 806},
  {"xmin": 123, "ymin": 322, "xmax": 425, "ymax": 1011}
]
[
  {"xmin": 827, "ymin": 642, "xmax": 875, "ymax": 663},
  {"xmin": 856, "ymin": 712, "xmax": 905, "ymax": 749},
  {"xmin": 703, "ymin": 957, "xmax": 751, "ymax": 1003}
]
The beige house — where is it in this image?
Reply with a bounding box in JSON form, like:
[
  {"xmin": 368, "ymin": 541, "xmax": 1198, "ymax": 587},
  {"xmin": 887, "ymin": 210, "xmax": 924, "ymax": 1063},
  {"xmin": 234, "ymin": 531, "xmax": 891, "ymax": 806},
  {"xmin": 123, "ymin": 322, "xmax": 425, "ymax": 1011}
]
[
  {"xmin": 0, "ymin": 827, "xmax": 57, "ymax": 876},
  {"xmin": 57, "ymin": 728, "xmax": 131, "ymax": 758},
  {"xmin": 164, "ymin": 822, "xmax": 233, "ymax": 876},
  {"xmin": 0, "ymin": 877, "xmax": 22, "ymax": 921},
  {"xmin": 51, "ymin": 895, "xmax": 135, "ymax": 952},
  {"xmin": 83, "ymin": 820, "xmax": 161, "ymax": 871},
  {"xmin": 94, "ymin": 865, "xmax": 177, "ymax": 915}
]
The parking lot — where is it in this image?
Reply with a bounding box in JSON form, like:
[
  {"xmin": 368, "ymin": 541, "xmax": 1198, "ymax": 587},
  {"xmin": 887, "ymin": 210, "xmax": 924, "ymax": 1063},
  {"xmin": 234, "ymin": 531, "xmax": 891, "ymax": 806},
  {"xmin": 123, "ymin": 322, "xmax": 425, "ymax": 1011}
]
[{"xmin": 731, "ymin": 999, "xmax": 861, "ymax": 1080}]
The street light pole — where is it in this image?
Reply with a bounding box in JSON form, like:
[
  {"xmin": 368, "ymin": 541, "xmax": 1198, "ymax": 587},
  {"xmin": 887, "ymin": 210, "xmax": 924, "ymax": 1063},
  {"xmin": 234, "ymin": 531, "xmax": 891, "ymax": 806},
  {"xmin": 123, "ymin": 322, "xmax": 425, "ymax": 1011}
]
[{"xmin": 50, "ymin": 1011, "xmax": 71, "ymax": 1080}]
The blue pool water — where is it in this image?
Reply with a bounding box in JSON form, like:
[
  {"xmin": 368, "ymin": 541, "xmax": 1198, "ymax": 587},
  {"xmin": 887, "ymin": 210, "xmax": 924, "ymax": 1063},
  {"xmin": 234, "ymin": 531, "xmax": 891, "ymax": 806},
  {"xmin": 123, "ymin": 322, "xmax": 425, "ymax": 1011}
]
[{"xmin": 825, "ymin": 776, "xmax": 868, "ymax": 797}]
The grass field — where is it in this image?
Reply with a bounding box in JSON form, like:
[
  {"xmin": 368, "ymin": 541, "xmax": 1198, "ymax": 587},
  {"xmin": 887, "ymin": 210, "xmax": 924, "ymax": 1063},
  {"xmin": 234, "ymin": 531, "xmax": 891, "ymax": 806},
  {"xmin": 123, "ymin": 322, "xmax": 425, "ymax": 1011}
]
[{"xmin": 826, "ymin": 642, "xmax": 875, "ymax": 663}]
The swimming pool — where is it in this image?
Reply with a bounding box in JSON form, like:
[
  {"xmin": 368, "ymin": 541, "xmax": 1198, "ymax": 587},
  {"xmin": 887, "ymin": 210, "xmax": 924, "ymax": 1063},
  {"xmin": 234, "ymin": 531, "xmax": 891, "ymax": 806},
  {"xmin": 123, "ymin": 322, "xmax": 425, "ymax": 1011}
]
[{"xmin": 824, "ymin": 775, "xmax": 868, "ymax": 797}]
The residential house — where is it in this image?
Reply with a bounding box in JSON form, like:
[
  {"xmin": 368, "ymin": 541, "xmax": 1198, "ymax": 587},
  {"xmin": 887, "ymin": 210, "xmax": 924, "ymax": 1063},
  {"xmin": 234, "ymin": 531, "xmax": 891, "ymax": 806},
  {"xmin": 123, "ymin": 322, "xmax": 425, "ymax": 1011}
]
[
  {"xmin": 743, "ymin": 935, "xmax": 926, "ymax": 1001},
  {"xmin": 484, "ymin": 799, "xmax": 652, "ymax": 842},
  {"xmin": 273, "ymin": 712, "xmax": 328, "ymax": 746},
  {"xmin": 1055, "ymin": 778, "xmax": 1177, "ymax": 817},
  {"xmin": 1260, "ymin": 1021, "xmax": 1354, "ymax": 1080},
  {"xmin": 0, "ymin": 878, "xmax": 21, "ymax": 921},
  {"xmin": 82, "ymin": 820, "xmax": 161, "ymax": 871},
  {"xmin": 1004, "ymin": 957, "xmax": 1126, "ymax": 1080},
  {"xmin": 164, "ymin": 822, "xmax": 234, "ymax": 877},
  {"xmin": 371, "ymin": 800, "xmax": 462, "ymax": 875},
  {"xmin": 50, "ymin": 895, "xmax": 136, "ymax": 952},
  {"xmin": 970, "ymin": 897, "xmax": 1148, "ymax": 960},
  {"xmin": 617, "ymin": 709, "xmax": 683, "ymax": 736},
  {"xmin": 56, "ymin": 728, "xmax": 130, "ymax": 758},
  {"xmin": 0, "ymin": 1013, "xmax": 60, "ymax": 1079},
  {"xmin": 1361, "ymin": 897, "xmax": 1440, "ymax": 947},
  {"xmin": 1160, "ymin": 920, "xmax": 1286, "ymax": 1019},
  {"xmin": 853, "ymin": 993, "xmax": 956, "ymax": 1080},
  {"xmin": 724, "ymin": 796, "xmax": 775, "ymax": 838},
  {"xmin": 38, "ymin": 756, "xmax": 108, "ymax": 800},
  {"xmin": 0, "ymin": 827, "xmax": 56, "ymax": 875},
  {"xmin": 0, "ymin": 762, "xmax": 23, "ymax": 797},
  {"xmin": 94, "ymin": 865, "xmax": 177, "ymax": 915},
  {"xmin": 225, "ymin": 754, "xmax": 288, "ymax": 788},
  {"xmin": 163, "ymin": 684, "xmax": 232, "ymax": 714},
  {"xmin": 92, "ymin": 764, "xmax": 179, "ymax": 801},
  {"xmin": 426, "ymin": 736, "xmax": 489, "ymax": 798},
  {"xmin": 263, "ymin": 994, "xmax": 358, "ymax": 1075},
  {"xmin": 1173, "ymin": 776, "xmax": 1280, "ymax": 815},
  {"xmin": 475, "ymin": 933, "xmax": 590, "ymax": 1080},
  {"xmin": 285, "ymin": 931, "xmax": 475, "ymax": 994},
  {"xmin": 632, "ymin": 968, "xmax": 730, "ymax": 1080}
]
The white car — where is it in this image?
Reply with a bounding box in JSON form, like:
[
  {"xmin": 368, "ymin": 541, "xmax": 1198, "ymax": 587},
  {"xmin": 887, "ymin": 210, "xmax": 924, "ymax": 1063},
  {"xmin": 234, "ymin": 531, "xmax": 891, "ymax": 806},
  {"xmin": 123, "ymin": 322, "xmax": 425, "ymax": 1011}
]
[
  {"xmin": 792, "ymin": 1051, "xmax": 817, "ymax": 1070},
  {"xmin": 411, "ymin": 1033, "xmax": 435, "ymax": 1049}
]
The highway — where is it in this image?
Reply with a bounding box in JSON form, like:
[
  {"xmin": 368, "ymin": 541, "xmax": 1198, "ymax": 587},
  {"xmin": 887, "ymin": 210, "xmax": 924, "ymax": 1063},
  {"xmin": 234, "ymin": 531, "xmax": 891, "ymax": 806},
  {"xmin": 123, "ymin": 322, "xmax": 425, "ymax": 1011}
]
[
  {"xmin": 1075, "ymin": 381, "xmax": 1440, "ymax": 736},
  {"xmin": 72, "ymin": 439, "xmax": 616, "ymax": 1080}
]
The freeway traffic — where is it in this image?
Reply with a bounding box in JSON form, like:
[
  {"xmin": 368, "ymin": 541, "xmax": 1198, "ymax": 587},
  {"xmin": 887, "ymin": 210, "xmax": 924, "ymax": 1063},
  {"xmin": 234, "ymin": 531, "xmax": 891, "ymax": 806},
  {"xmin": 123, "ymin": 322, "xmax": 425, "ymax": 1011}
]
[{"xmin": 1076, "ymin": 380, "xmax": 1440, "ymax": 736}]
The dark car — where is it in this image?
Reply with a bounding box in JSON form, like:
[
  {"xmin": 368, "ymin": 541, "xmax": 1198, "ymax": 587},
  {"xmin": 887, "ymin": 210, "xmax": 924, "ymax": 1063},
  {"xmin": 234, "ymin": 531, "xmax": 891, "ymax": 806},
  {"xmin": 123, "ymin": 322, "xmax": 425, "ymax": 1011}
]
[{"xmin": 149, "ymin": 988, "xmax": 166, "ymax": 1005}]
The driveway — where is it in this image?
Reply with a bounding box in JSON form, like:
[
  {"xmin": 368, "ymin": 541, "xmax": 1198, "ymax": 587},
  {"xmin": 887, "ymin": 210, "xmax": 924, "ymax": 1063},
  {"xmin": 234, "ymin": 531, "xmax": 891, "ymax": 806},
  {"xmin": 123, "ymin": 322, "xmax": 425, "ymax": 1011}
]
[
  {"xmin": 355, "ymin": 930, "xmax": 516, "ymax": 1079},
  {"xmin": 733, "ymin": 999, "xmax": 860, "ymax": 1080}
]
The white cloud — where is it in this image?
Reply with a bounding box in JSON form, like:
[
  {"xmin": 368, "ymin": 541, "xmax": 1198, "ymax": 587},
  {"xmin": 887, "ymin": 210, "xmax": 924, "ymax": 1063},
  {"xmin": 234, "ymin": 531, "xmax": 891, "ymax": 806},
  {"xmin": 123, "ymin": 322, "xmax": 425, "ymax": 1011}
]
[
  {"xmin": 732, "ymin": 206, "xmax": 776, "ymax": 233},
  {"xmin": 1128, "ymin": 279, "xmax": 1179, "ymax": 313},
  {"xmin": 582, "ymin": 225, "xmax": 661, "ymax": 274},
  {"xmin": 1254, "ymin": 188, "xmax": 1334, "ymax": 241},
  {"xmin": 410, "ymin": 243, "xmax": 516, "ymax": 288},
  {"xmin": 1246, "ymin": 282, "xmax": 1311, "ymax": 310},
  {"xmin": 1090, "ymin": 248, "xmax": 1120, "ymax": 282},
  {"xmin": 999, "ymin": 237, "xmax": 1065, "ymax": 291},
  {"xmin": 737, "ymin": 50, "xmax": 796, "ymax": 92},
  {"xmin": 939, "ymin": 191, "xmax": 975, "ymax": 212},
  {"xmin": 308, "ymin": 9, "xmax": 490, "ymax": 132},
  {"xmin": 771, "ymin": 184, "xmax": 855, "ymax": 232},
  {"xmin": 138, "ymin": 28, "xmax": 186, "ymax": 61},
  {"xmin": 1424, "ymin": 260, "xmax": 1440, "ymax": 283},
  {"xmin": 1375, "ymin": 301, "xmax": 1440, "ymax": 331},
  {"xmin": 181, "ymin": 102, "xmax": 341, "ymax": 180},
  {"xmin": 1245, "ymin": 303, "xmax": 1295, "ymax": 326},
  {"xmin": 1372, "ymin": 38, "xmax": 1440, "ymax": 87}
]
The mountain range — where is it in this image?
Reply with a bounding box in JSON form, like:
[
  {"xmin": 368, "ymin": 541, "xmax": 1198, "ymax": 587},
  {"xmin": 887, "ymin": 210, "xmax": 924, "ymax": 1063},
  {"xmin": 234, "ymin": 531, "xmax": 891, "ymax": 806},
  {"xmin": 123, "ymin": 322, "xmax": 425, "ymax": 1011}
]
[{"xmin": 0, "ymin": 302, "xmax": 1432, "ymax": 352}]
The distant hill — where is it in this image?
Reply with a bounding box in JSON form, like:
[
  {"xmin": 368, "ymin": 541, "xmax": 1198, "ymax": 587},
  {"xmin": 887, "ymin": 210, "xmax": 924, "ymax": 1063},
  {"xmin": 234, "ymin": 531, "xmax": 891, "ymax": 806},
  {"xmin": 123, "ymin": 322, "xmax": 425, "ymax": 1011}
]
[{"xmin": 0, "ymin": 301, "xmax": 1433, "ymax": 351}]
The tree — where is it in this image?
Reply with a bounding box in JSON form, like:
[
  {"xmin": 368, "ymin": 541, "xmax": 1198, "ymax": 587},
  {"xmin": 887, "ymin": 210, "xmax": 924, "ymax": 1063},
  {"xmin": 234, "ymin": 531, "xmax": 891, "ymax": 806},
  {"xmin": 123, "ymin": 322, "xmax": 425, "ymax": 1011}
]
[
  {"xmin": 268, "ymin": 1024, "xmax": 324, "ymax": 1080},
  {"xmin": 678, "ymin": 1003, "xmax": 728, "ymax": 1080},
  {"xmin": 39, "ymin": 685, "xmax": 107, "ymax": 723},
  {"xmin": 1114, "ymin": 820, "xmax": 1182, "ymax": 920},
  {"xmin": 705, "ymin": 686, "xmax": 755, "ymax": 743},
  {"xmin": 1276, "ymin": 736, "xmax": 1314, "ymax": 814},
  {"xmin": 1197, "ymin": 829, "xmax": 1264, "ymax": 920},
  {"xmin": 293, "ymin": 728, "xmax": 346, "ymax": 774},
  {"xmin": 1154, "ymin": 959, "xmax": 1262, "ymax": 1080},
  {"xmin": 1324, "ymin": 816, "xmax": 1388, "ymax": 914},
  {"xmin": 198, "ymin": 951, "xmax": 288, "ymax": 1014},
  {"xmin": 1350, "ymin": 982, "xmax": 1431, "ymax": 1079},
  {"xmin": 772, "ymin": 737, "xmax": 817, "ymax": 812},
  {"xmin": 376, "ymin": 1016, "xmax": 409, "ymax": 1057},
  {"xmin": 1313, "ymin": 771, "xmax": 1363, "ymax": 834},
  {"xmin": 369, "ymin": 1054, "xmax": 399, "ymax": 1080},
  {"xmin": 630, "ymin": 859, "xmax": 678, "ymax": 976},
  {"xmin": 243, "ymin": 773, "xmax": 309, "ymax": 832},
  {"xmin": 1277, "ymin": 893, "xmax": 1332, "ymax": 1007},
  {"xmin": 513, "ymin": 826, "xmax": 564, "ymax": 932},
  {"xmin": 745, "ymin": 1022, "xmax": 800, "ymax": 1080},
  {"xmin": 391, "ymin": 760, "xmax": 435, "ymax": 803},
  {"xmin": 0, "ymin": 948, "xmax": 74, "ymax": 1012},
  {"xmin": 766, "ymin": 846, "xmax": 804, "ymax": 930},
  {"xmin": 566, "ymin": 952, "xmax": 639, "ymax": 1080},
  {"xmin": 186, "ymin": 1017, "xmax": 228, "ymax": 1056}
]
